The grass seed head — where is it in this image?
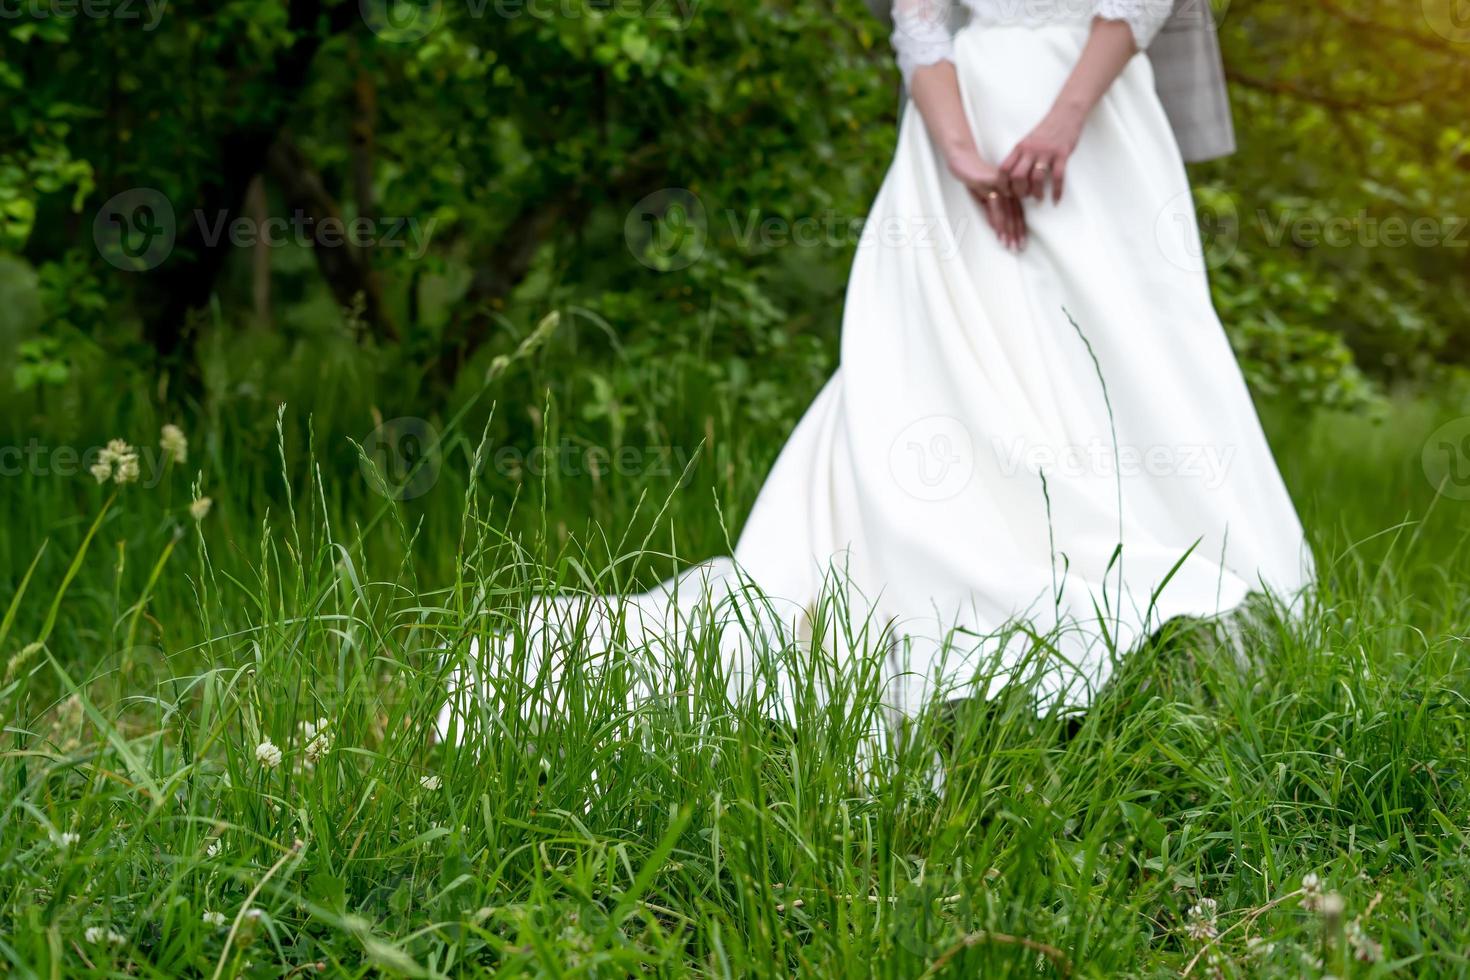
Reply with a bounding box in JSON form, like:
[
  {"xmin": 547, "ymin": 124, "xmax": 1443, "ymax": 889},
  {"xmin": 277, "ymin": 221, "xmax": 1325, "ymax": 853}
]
[{"xmin": 161, "ymin": 424, "xmax": 189, "ymax": 464}]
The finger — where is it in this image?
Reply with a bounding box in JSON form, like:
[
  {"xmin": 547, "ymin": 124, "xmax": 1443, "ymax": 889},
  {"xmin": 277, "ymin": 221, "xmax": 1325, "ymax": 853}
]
[
  {"xmin": 1019, "ymin": 152, "xmax": 1040, "ymax": 199},
  {"xmin": 1010, "ymin": 196, "xmax": 1027, "ymax": 250},
  {"xmin": 1026, "ymin": 153, "xmax": 1046, "ymax": 201},
  {"xmin": 992, "ymin": 196, "xmax": 1016, "ymax": 250},
  {"xmin": 971, "ymin": 187, "xmax": 996, "ymax": 220},
  {"xmin": 974, "ymin": 191, "xmax": 1007, "ymax": 247},
  {"xmin": 1051, "ymin": 155, "xmax": 1067, "ymax": 204},
  {"xmin": 997, "ymin": 195, "xmax": 1014, "ymax": 249},
  {"xmin": 996, "ymin": 150, "xmax": 1019, "ymax": 198},
  {"xmin": 1007, "ymin": 151, "xmax": 1034, "ymax": 199},
  {"xmin": 1031, "ymin": 154, "xmax": 1052, "ymax": 202},
  {"xmin": 998, "ymin": 146, "xmax": 1022, "ymax": 191}
]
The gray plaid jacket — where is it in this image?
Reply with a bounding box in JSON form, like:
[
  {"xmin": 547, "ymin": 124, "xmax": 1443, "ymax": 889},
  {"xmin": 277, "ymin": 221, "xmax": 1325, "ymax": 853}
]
[{"xmin": 866, "ymin": 0, "xmax": 1236, "ymax": 163}]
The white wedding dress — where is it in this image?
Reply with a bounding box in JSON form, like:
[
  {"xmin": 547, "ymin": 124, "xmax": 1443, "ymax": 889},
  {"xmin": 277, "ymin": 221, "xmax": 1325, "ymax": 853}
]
[{"xmin": 438, "ymin": 0, "xmax": 1314, "ymax": 734}]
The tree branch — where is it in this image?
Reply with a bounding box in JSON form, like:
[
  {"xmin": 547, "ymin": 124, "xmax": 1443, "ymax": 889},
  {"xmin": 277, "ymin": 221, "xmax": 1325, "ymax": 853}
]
[{"xmin": 266, "ymin": 135, "xmax": 399, "ymax": 343}]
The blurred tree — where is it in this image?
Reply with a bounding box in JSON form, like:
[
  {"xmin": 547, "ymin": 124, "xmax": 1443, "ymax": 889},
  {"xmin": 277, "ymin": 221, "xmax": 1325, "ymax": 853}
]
[{"xmin": 0, "ymin": 0, "xmax": 1465, "ymax": 416}]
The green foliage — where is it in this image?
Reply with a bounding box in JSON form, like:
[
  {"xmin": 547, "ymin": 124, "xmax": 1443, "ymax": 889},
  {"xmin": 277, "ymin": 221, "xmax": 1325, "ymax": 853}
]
[
  {"xmin": 0, "ymin": 0, "xmax": 1462, "ymax": 418},
  {"xmin": 12, "ymin": 336, "xmax": 69, "ymax": 390},
  {"xmin": 1197, "ymin": 0, "xmax": 1470, "ymax": 401}
]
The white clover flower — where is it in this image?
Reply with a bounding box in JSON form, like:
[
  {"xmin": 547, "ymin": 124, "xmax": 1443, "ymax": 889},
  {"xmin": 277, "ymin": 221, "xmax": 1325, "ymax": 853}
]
[
  {"xmin": 90, "ymin": 460, "xmax": 113, "ymax": 483},
  {"xmin": 420, "ymin": 774, "xmax": 442, "ymax": 791},
  {"xmin": 1184, "ymin": 897, "xmax": 1219, "ymax": 944},
  {"xmin": 1184, "ymin": 919, "xmax": 1216, "ymax": 944},
  {"xmin": 205, "ymin": 838, "xmax": 222, "ymax": 858},
  {"xmin": 303, "ymin": 734, "xmax": 330, "ymax": 765},
  {"xmin": 254, "ymin": 738, "xmax": 283, "ymax": 769},
  {"xmin": 202, "ymin": 910, "xmax": 227, "ymax": 927},
  {"xmin": 190, "ymin": 496, "xmax": 213, "ymax": 521},
  {"xmin": 232, "ymin": 907, "xmax": 267, "ymax": 948},
  {"xmin": 84, "ymin": 925, "xmax": 125, "ymax": 945},
  {"xmin": 160, "ymin": 424, "xmax": 188, "ymax": 464},
  {"xmin": 53, "ymin": 831, "xmax": 80, "ymax": 848},
  {"xmin": 300, "ymin": 718, "xmax": 333, "ymax": 766},
  {"xmin": 1301, "ymin": 872, "xmax": 1323, "ymax": 912},
  {"xmin": 1347, "ymin": 918, "xmax": 1382, "ymax": 963}
]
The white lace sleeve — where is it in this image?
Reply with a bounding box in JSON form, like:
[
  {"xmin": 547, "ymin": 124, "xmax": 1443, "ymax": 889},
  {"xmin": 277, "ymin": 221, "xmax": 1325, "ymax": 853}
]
[
  {"xmin": 1093, "ymin": 0, "xmax": 1174, "ymax": 50},
  {"xmin": 891, "ymin": 0, "xmax": 955, "ymax": 87}
]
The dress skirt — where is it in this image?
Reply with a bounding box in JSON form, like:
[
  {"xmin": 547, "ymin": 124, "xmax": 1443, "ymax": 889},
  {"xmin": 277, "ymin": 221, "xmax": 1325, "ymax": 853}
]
[{"xmin": 440, "ymin": 21, "xmax": 1314, "ymax": 732}]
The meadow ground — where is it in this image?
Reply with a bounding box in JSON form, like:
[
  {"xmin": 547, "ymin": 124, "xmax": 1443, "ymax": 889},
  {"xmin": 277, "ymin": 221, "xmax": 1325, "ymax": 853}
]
[{"xmin": 3, "ymin": 374, "xmax": 1470, "ymax": 978}]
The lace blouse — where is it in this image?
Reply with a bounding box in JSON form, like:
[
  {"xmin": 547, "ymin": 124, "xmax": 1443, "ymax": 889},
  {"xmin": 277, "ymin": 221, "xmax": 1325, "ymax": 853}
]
[{"xmin": 893, "ymin": 0, "xmax": 1175, "ymax": 85}]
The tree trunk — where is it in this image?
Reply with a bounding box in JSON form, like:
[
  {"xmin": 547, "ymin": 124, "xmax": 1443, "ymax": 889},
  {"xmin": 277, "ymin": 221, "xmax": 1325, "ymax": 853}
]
[
  {"xmin": 349, "ymin": 39, "xmax": 377, "ymax": 227},
  {"xmin": 247, "ymin": 176, "xmax": 272, "ymax": 330},
  {"xmin": 136, "ymin": 0, "xmax": 361, "ymax": 389},
  {"xmin": 266, "ymin": 136, "xmax": 399, "ymax": 343}
]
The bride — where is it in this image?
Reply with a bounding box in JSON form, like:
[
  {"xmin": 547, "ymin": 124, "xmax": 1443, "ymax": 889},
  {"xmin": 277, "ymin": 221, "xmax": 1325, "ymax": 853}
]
[{"xmin": 440, "ymin": 0, "xmax": 1314, "ymax": 732}]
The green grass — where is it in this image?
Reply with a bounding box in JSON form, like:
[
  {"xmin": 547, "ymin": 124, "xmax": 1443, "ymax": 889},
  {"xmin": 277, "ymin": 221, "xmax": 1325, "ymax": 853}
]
[{"xmin": 4, "ymin": 360, "xmax": 1470, "ymax": 977}]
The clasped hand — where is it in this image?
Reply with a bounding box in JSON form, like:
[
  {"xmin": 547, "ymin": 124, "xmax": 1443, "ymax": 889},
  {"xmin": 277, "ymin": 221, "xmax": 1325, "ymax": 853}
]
[{"xmin": 945, "ymin": 105, "xmax": 1085, "ymax": 252}]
